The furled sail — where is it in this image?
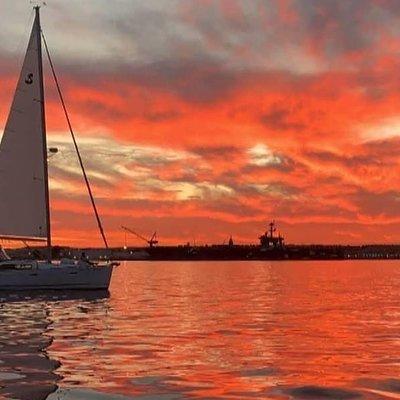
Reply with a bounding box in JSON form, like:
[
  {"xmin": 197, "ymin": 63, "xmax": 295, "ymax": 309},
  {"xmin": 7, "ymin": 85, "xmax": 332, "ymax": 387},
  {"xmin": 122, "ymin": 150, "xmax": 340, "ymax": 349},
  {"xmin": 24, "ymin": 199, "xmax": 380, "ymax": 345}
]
[{"xmin": 0, "ymin": 13, "xmax": 48, "ymax": 241}]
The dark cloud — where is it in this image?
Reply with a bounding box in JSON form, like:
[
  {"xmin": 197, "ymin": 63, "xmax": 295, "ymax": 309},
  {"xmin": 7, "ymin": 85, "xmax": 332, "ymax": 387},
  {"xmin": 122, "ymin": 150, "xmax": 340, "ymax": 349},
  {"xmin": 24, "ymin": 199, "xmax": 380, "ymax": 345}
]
[
  {"xmin": 77, "ymin": 99, "xmax": 131, "ymax": 122},
  {"xmin": 190, "ymin": 145, "xmax": 241, "ymax": 158},
  {"xmin": 307, "ymin": 137, "xmax": 400, "ymax": 168},
  {"xmin": 306, "ymin": 150, "xmax": 376, "ymax": 168},
  {"xmin": 143, "ymin": 110, "xmax": 182, "ymax": 122},
  {"xmin": 204, "ymin": 198, "xmax": 261, "ymax": 218},
  {"xmin": 295, "ymin": 0, "xmax": 373, "ymax": 56},
  {"xmin": 352, "ymin": 189, "xmax": 400, "ymax": 217},
  {"xmin": 260, "ymin": 104, "xmax": 306, "ymax": 131},
  {"xmin": 363, "ymin": 137, "xmax": 400, "ymax": 160},
  {"xmin": 4, "ymin": 0, "xmax": 399, "ymax": 109},
  {"xmin": 3, "ymin": 1, "xmax": 400, "ymax": 73},
  {"xmin": 127, "ymin": 60, "xmax": 239, "ymax": 103},
  {"xmin": 275, "ymin": 198, "xmax": 357, "ymax": 220}
]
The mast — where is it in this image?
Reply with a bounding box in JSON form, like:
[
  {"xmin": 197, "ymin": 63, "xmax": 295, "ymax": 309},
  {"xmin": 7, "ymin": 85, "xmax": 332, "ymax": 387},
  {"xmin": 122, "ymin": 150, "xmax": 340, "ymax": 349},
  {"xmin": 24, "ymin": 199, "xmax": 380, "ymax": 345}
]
[{"xmin": 35, "ymin": 6, "xmax": 52, "ymax": 261}]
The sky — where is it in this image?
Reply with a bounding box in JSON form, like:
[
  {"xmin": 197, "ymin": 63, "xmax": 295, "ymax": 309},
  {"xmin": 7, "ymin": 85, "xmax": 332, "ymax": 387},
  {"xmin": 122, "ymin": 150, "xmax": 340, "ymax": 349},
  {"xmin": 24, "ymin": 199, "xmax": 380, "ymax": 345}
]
[{"xmin": 2, "ymin": 0, "xmax": 400, "ymax": 247}]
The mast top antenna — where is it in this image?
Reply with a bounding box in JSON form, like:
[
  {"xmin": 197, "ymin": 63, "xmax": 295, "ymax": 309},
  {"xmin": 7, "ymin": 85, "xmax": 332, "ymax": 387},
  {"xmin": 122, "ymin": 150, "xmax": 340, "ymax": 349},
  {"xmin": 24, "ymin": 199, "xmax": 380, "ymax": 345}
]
[{"xmin": 30, "ymin": 1, "xmax": 47, "ymax": 8}]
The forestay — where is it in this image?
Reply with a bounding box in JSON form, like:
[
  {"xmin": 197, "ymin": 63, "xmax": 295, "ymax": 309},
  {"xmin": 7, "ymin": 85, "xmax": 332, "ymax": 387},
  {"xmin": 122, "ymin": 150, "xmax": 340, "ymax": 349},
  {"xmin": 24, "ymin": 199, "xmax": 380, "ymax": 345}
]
[{"xmin": 0, "ymin": 13, "xmax": 48, "ymax": 241}]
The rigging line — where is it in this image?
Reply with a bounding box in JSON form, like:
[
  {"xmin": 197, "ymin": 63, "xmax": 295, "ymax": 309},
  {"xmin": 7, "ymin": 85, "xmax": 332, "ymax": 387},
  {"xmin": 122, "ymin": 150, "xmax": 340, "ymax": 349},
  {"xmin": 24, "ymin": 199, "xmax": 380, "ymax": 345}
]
[{"xmin": 40, "ymin": 31, "xmax": 109, "ymax": 249}]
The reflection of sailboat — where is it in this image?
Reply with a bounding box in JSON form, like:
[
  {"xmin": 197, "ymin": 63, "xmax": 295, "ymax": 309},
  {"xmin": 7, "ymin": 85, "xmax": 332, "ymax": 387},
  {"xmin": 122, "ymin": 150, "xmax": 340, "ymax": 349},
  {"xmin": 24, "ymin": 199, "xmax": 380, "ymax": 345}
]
[
  {"xmin": 0, "ymin": 295, "xmax": 59, "ymax": 399},
  {"xmin": 0, "ymin": 6, "xmax": 117, "ymax": 290},
  {"xmin": 0, "ymin": 290, "xmax": 110, "ymax": 399}
]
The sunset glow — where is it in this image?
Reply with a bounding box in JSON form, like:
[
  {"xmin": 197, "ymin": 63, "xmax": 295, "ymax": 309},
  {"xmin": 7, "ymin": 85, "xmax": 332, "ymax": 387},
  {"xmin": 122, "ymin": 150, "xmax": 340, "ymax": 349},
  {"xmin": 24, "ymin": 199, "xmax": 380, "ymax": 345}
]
[{"xmin": 2, "ymin": 0, "xmax": 400, "ymax": 246}]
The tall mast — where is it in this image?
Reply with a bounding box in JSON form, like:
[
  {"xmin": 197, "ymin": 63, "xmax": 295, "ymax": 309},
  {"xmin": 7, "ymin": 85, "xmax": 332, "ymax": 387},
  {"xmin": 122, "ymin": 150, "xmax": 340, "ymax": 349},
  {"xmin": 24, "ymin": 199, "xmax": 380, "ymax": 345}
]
[{"xmin": 35, "ymin": 6, "xmax": 52, "ymax": 261}]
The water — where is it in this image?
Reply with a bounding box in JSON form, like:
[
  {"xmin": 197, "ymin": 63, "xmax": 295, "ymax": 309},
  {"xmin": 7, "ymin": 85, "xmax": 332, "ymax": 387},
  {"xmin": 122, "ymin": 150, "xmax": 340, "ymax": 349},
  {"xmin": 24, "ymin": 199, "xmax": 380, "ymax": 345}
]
[{"xmin": 0, "ymin": 260, "xmax": 399, "ymax": 399}]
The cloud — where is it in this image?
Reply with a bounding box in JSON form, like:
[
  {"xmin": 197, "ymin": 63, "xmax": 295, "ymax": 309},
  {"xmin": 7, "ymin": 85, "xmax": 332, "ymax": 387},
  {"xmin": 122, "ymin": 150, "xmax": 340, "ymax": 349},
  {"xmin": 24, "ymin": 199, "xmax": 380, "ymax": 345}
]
[
  {"xmin": 2, "ymin": 1, "xmax": 400, "ymax": 245},
  {"xmin": 47, "ymin": 132, "xmax": 195, "ymax": 195},
  {"xmin": 352, "ymin": 189, "xmax": 400, "ymax": 218},
  {"xmin": 260, "ymin": 103, "xmax": 306, "ymax": 131},
  {"xmin": 359, "ymin": 117, "xmax": 400, "ymax": 141},
  {"xmin": 246, "ymin": 144, "xmax": 296, "ymax": 174}
]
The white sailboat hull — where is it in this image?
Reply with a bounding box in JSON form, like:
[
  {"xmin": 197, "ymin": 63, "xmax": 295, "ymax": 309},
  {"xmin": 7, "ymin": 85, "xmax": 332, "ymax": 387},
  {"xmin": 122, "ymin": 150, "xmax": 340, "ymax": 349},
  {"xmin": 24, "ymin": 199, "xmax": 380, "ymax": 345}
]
[
  {"xmin": 0, "ymin": 8, "xmax": 115, "ymax": 290},
  {"xmin": 0, "ymin": 260, "xmax": 115, "ymax": 290}
]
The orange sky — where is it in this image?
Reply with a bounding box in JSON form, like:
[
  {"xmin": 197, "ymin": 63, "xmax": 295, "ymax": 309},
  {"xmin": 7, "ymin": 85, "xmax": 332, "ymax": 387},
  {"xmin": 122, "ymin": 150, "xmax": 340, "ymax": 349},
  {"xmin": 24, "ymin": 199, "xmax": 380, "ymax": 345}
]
[{"xmin": 2, "ymin": 0, "xmax": 400, "ymax": 247}]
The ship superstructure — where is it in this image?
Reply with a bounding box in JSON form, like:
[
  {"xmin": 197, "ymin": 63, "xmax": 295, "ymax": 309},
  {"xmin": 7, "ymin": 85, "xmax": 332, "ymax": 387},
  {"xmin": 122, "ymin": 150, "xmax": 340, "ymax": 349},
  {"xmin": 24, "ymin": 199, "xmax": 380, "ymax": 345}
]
[{"xmin": 259, "ymin": 221, "xmax": 285, "ymax": 249}]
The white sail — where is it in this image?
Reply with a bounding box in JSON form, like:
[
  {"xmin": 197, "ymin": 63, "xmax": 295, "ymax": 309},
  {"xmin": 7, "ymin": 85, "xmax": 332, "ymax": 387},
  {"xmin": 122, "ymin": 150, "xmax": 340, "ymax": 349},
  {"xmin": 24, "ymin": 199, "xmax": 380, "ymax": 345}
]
[{"xmin": 0, "ymin": 13, "xmax": 48, "ymax": 241}]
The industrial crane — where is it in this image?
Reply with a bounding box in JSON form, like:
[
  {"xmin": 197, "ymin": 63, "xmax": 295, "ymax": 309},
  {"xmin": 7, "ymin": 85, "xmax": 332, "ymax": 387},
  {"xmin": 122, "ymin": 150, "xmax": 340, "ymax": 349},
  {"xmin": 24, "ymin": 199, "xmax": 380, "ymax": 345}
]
[{"xmin": 121, "ymin": 226, "xmax": 158, "ymax": 248}]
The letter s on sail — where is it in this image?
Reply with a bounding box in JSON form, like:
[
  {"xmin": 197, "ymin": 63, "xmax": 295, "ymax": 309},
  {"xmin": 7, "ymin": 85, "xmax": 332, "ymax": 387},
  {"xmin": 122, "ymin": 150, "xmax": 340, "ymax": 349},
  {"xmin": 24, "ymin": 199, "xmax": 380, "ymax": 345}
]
[{"xmin": 25, "ymin": 73, "xmax": 33, "ymax": 85}]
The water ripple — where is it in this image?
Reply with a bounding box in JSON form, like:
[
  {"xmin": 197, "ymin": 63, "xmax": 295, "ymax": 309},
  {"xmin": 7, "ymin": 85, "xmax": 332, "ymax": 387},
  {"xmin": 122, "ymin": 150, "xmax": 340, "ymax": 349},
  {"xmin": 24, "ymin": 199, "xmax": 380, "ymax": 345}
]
[{"xmin": 0, "ymin": 261, "xmax": 399, "ymax": 399}]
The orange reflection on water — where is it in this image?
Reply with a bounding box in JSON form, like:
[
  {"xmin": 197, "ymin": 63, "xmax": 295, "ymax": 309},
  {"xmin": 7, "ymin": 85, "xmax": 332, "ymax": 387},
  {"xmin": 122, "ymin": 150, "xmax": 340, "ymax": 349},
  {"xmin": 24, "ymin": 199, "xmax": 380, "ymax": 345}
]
[{"xmin": 42, "ymin": 261, "xmax": 400, "ymax": 399}]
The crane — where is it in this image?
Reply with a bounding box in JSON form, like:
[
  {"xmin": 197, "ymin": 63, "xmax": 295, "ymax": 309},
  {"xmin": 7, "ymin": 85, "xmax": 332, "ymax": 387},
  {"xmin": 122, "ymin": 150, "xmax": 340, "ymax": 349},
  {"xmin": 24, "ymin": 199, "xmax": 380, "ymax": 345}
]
[{"xmin": 121, "ymin": 226, "xmax": 158, "ymax": 248}]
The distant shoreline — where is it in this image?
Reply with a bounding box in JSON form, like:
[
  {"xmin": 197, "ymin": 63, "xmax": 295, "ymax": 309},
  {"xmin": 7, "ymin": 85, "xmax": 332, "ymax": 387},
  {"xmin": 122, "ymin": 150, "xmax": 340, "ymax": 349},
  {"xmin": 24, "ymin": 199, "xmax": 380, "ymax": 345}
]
[{"xmin": 7, "ymin": 244, "xmax": 400, "ymax": 261}]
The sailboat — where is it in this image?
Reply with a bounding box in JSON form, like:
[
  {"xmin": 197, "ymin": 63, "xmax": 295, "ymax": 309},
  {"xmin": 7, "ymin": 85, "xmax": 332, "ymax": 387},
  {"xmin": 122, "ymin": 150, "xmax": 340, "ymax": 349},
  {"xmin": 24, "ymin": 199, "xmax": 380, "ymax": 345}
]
[{"xmin": 0, "ymin": 6, "xmax": 118, "ymax": 290}]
